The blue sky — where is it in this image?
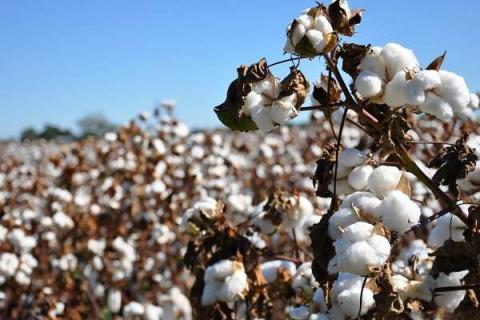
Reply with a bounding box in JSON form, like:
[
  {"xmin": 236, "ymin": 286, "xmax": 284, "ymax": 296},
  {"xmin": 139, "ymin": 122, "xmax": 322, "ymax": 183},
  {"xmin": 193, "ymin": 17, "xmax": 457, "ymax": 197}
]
[{"xmin": 0, "ymin": 0, "xmax": 479, "ymax": 138}]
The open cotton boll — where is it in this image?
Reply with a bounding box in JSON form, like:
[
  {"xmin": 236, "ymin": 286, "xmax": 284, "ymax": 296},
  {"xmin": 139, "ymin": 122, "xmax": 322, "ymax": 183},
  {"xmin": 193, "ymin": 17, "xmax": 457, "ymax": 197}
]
[
  {"xmin": 329, "ymin": 178, "xmax": 355, "ymax": 196},
  {"xmin": 306, "ymin": 29, "xmax": 326, "ymax": 53},
  {"xmin": 375, "ymin": 191, "xmax": 421, "ymax": 233},
  {"xmin": 383, "ymin": 71, "xmax": 409, "ymax": 107},
  {"xmin": 411, "ymin": 70, "xmax": 441, "ymax": 91},
  {"xmin": 367, "ymin": 166, "xmax": 402, "ymax": 198},
  {"xmin": 292, "ymin": 23, "xmax": 307, "ymax": 46},
  {"xmin": 243, "ymin": 92, "xmax": 264, "ymax": 116},
  {"xmin": 355, "ymin": 70, "xmax": 384, "ymax": 98},
  {"xmin": 359, "ymin": 47, "xmax": 386, "ymax": 78},
  {"xmin": 289, "ymin": 306, "xmax": 311, "ymax": 320},
  {"xmin": 329, "ymin": 222, "xmax": 391, "ymax": 275},
  {"xmin": 312, "ymin": 288, "xmax": 327, "ymax": 313},
  {"xmin": 205, "ymin": 260, "xmax": 239, "ymax": 282},
  {"xmin": 123, "ymin": 302, "xmax": 145, "ymax": 319},
  {"xmin": 328, "ymin": 208, "xmax": 359, "ymax": 240},
  {"xmin": 381, "ymin": 43, "xmax": 419, "ymax": 76},
  {"xmin": 260, "ymin": 260, "xmax": 297, "ymax": 283},
  {"xmin": 218, "ymin": 270, "xmax": 248, "ymax": 302},
  {"xmin": 331, "ymin": 273, "xmax": 375, "ymax": 317},
  {"xmin": 338, "ymin": 148, "xmax": 367, "ymax": 168},
  {"xmin": 202, "ymin": 260, "xmax": 248, "ymax": 306},
  {"xmin": 418, "ymin": 92, "xmax": 453, "ymax": 121},
  {"xmin": 348, "ymin": 165, "xmax": 373, "ymax": 191},
  {"xmin": 433, "ymin": 271, "xmax": 470, "ymax": 312},
  {"xmin": 436, "ymin": 70, "xmax": 471, "ymax": 112},
  {"xmin": 340, "ymin": 192, "xmax": 381, "ymax": 214},
  {"xmin": 144, "ymin": 304, "xmax": 164, "ymax": 320},
  {"xmin": 250, "ymin": 105, "xmax": 275, "ymax": 132},
  {"xmin": 252, "ymin": 78, "xmax": 277, "ymax": 98},
  {"xmin": 469, "ymin": 93, "xmax": 479, "ymax": 108},
  {"xmin": 271, "ymin": 93, "xmax": 297, "ymax": 125},
  {"xmin": 292, "ymin": 262, "xmax": 318, "ymax": 296},
  {"xmin": 296, "ymin": 14, "xmax": 314, "ymax": 29},
  {"xmin": 309, "ymin": 313, "xmax": 329, "ymax": 320},
  {"xmin": 427, "ymin": 213, "xmax": 466, "ymax": 248},
  {"xmin": 314, "ymin": 15, "xmax": 333, "ymax": 34}
]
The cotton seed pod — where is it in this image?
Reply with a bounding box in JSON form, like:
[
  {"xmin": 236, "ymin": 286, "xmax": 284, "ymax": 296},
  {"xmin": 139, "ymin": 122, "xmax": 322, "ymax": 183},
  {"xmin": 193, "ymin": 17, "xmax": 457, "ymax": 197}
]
[
  {"xmin": 279, "ymin": 68, "xmax": 310, "ymax": 109},
  {"xmin": 311, "ymin": 75, "xmax": 342, "ymax": 106},
  {"xmin": 348, "ymin": 165, "xmax": 373, "ymax": 190}
]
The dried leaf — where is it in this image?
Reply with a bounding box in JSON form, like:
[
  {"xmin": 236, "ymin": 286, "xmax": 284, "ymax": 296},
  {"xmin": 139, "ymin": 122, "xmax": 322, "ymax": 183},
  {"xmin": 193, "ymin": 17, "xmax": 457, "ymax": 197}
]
[
  {"xmin": 426, "ymin": 51, "xmax": 447, "ymax": 71},
  {"xmin": 341, "ymin": 43, "xmax": 370, "ymax": 79},
  {"xmin": 395, "ymin": 174, "xmax": 412, "ymax": 197}
]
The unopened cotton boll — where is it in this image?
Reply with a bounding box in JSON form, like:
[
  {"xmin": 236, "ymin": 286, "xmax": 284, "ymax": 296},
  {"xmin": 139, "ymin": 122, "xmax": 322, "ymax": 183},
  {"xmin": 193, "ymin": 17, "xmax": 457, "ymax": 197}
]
[
  {"xmin": 348, "ymin": 165, "xmax": 373, "ymax": 191},
  {"xmin": 250, "ymin": 105, "xmax": 275, "ymax": 132},
  {"xmin": 367, "ymin": 166, "xmax": 402, "ymax": 198},
  {"xmin": 355, "ymin": 70, "xmax": 383, "ymax": 98},
  {"xmin": 260, "ymin": 260, "xmax": 297, "ymax": 283},
  {"xmin": 375, "ymin": 191, "xmax": 421, "ymax": 233},
  {"xmin": 338, "ymin": 148, "xmax": 367, "ymax": 168}
]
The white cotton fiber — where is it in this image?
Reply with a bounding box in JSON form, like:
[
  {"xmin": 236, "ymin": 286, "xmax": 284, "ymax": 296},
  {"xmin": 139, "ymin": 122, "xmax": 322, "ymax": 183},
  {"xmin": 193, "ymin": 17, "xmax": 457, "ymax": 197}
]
[
  {"xmin": 375, "ymin": 190, "xmax": 421, "ymax": 233},
  {"xmin": 355, "ymin": 70, "xmax": 383, "ymax": 98},
  {"xmin": 338, "ymin": 148, "xmax": 367, "ymax": 168},
  {"xmin": 418, "ymin": 92, "xmax": 453, "ymax": 121},
  {"xmin": 348, "ymin": 165, "xmax": 373, "ymax": 191},
  {"xmin": 367, "ymin": 166, "xmax": 402, "ymax": 198},
  {"xmin": 250, "ymin": 105, "xmax": 275, "ymax": 132},
  {"xmin": 381, "ymin": 43, "xmax": 420, "ymax": 76}
]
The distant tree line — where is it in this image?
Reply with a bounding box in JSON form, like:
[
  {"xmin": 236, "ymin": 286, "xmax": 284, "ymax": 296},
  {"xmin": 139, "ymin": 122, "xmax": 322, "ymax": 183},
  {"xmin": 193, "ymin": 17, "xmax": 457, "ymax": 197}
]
[{"xmin": 19, "ymin": 114, "xmax": 117, "ymax": 142}]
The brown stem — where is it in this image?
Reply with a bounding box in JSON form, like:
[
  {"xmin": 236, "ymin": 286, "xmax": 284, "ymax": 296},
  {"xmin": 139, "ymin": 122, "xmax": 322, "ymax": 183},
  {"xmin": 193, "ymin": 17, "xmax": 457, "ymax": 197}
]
[{"xmin": 434, "ymin": 284, "xmax": 480, "ymax": 293}]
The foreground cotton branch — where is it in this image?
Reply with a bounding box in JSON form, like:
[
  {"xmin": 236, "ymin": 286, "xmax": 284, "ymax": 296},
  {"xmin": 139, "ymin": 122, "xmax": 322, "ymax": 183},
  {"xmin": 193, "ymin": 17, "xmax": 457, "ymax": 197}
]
[{"xmin": 206, "ymin": 0, "xmax": 480, "ymax": 318}]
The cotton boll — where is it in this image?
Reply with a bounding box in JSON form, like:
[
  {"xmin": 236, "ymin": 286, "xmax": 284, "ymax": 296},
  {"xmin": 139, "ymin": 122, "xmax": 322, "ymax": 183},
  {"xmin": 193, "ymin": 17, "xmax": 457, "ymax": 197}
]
[
  {"xmin": 340, "ymin": 192, "xmax": 381, "ymax": 214},
  {"xmin": 243, "ymin": 92, "xmax": 264, "ymax": 116},
  {"xmin": 469, "ymin": 93, "xmax": 479, "ymax": 108},
  {"xmin": 337, "ymin": 285, "xmax": 375, "ymax": 317},
  {"xmin": 436, "ymin": 70, "xmax": 471, "ymax": 112},
  {"xmin": 404, "ymin": 80, "xmax": 426, "ymax": 106},
  {"xmin": 355, "ymin": 70, "xmax": 384, "ymax": 98},
  {"xmin": 219, "ymin": 270, "xmax": 248, "ymax": 302},
  {"xmin": 284, "ymin": 39, "xmax": 295, "ymax": 53},
  {"xmin": 348, "ymin": 165, "xmax": 373, "ymax": 191},
  {"xmin": 250, "ymin": 105, "xmax": 275, "ymax": 132},
  {"xmin": 412, "ymin": 70, "xmax": 441, "ymax": 91},
  {"xmin": 292, "ymin": 23, "xmax": 307, "ymax": 46},
  {"xmin": 205, "ymin": 260, "xmax": 237, "ymax": 282},
  {"xmin": 252, "ymin": 78, "xmax": 276, "ymax": 98},
  {"xmin": 289, "ymin": 305, "xmax": 311, "ymax": 320},
  {"xmin": 338, "ymin": 148, "xmax": 367, "ymax": 168},
  {"xmin": 383, "ymin": 71, "xmax": 409, "ymax": 107},
  {"xmin": 292, "ymin": 262, "xmax": 318, "ymax": 296},
  {"xmin": 0, "ymin": 253, "xmax": 19, "ymax": 277},
  {"xmin": 375, "ymin": 191, "xmax": 421, "ymax": 233},
  {"xmin": 433, "ymin": 270, "xmax": 469, "ymax": 312},
  {"xmin": 306, "ymin": 29, "xmax": 326, "ymax": 53},
  {"xmin": 418, "ymin": 92, "xmax": 453, "ymax": 121},
  {"xmin": 330, "ymin": 222, "xmax": 390, "ymax": 275},
  {"xmin": 328, "ymin": 208, "xmax": 359, "ymax": 240},
  {"xmin": 309, "ymin": 313, "xmax": 329, "ymax": 320},
  {"xmin": 312, "ymin": 288, "xmax": 327, "ymax": 313},
  {"xmin": 123, "ymin": 302, "xmax": 145, "ymax": 319},
  {"xmin": 144, "ymin": 304, "xmax": 164, "ymax": 320},
  {"xmin": 271, "ymin": 93, "xmax": 297, "ymax": 125},
  {"xmin": 381, "ymin": 43, "xmax": 419, "ymax": 76},
  {"xmin": 329, "ymin": 178, "xmax": 355, "ymax": 196},
  {"xmin": 358, "ymin": 47, "xmax": 386, "ymax": 78},
  {"xmin": 427, "ymin": 213, "xmax": 466, "ymax": 248},
  {"xmin": 260, "ymin": 260, "xmax": 297, "ymax": 283},
  {"xmin": 331, "ymin": 273, "xmax": 375, "ymax": 317},
  {"xmin": 107, "ymin": 289, "xmax": 122, "ymax": 313},
  {"xmin": 367, "ymin": 166, "xmax": 402, "ymax": 198},
  {"xmin": 314, "ymin": 15, "xmax": 333, "ymax": 34},
  {"xmin": 296, "ymin": 14, "xmax": 313, "ymax": 29},
  {"xmin": 201, "ymin": 281, "xmax": 221, "ymax": 306},
  {"xmin": 335, "ymin": 164, "xmax": 350, "ymax": 179}
]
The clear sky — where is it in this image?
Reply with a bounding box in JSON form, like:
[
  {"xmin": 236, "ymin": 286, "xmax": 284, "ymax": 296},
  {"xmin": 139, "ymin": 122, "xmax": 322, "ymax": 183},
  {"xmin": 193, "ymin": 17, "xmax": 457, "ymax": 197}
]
[{"xmin": 0, "ymin": 0, "xmax": 479, "ymax": 138}]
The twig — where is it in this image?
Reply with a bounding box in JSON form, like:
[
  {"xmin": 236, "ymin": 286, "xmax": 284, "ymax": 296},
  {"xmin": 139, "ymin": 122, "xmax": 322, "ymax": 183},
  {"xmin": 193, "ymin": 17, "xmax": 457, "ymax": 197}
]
[
  {"xmin": 267, "ymin": 56, "xmax": 308, "ymax": 68},
  {"xmin": 357, "ymin": 275, "xmax": 369, "ymax": 319},
  {"xmin": 434, "ymin": 284, "xmax": 480, "ymax": 293}
]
